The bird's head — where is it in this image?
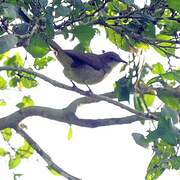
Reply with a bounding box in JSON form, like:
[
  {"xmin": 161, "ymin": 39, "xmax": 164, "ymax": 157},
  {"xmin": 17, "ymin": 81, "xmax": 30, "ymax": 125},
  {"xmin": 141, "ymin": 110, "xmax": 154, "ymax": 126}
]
[{"xmin": 102, "ymin": 52, "xmax": 127, "ymax": 64}]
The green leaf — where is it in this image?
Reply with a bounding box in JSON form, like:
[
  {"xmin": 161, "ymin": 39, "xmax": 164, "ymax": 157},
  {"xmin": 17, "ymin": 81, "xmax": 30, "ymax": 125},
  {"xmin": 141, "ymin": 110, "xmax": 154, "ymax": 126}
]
[
  {"xmin": 13, "ymin": 174, "xmax": 23, "ymax": 180},
  {"xmin": 173, "ymin": 70, "xmax": 180, "ymax": 83},
  {"xmin": 157, "ymin": 115, "xmax": 178, "ymax": 145},
  {"xmin": 34, "ymin": 56, "xmax": 54, "ymax": 70},
  {"xmin": 106, "ymin": 28, "xmax": 130, "ymax": 51},
  {"xmin": 122, "ymin": 0, "xmax": 134, "ymax": 5},
  {"xmin": 143, "ymin": 94, "xmax": 155, "ymax": 107},
  {"xmin": 20, "ymin": 77, "xmax": 38, "ymax": 89},
  {"xmin": 163, "ymin": 106, "xmax": 179, "ymax": 124},
  {"xmin": 47, "ymin": 166, "xmax": 61, "ymax": 176},
  {"xmin": 0, "ymin": 99, "xmax": 6, "ymax": 106},
  {"xmin": 151, "ymin": 63, "xmax": 165, "ymax": 74},
  {"xmin": 0, "ymin": 147, "xmax": 7, "ymax": 156},
  {"xmin": 0, "ymin": 3, "xmax": 18, "ymax": 18},
  {"xmin": 73, "ymin": 0, "xmax": 84, "ymax": 10},
  {"xmin": 146, "ymin": 130, "xmax": 160, "ymax": 142},
  {"xmin": 1, "ymin": 128, "xmax": 12, "ymax": 141},
  {"xmin": 27, "ymin": 34, "xmax": 49, "ymax": 58},
  {"xmin": 0, "ymin": 76, "xmax": 7, "ymax": 90},
  {"xmin": 55, "ymin": 5, "xmax": 71, "ymax": 17},
  {"xmin": 45, "ymin": 6, "xmax": 54, "ymax": 38},
  {"xmin": 4, "ymin": 53, "xmax": 23, "ymax": 68},
  {"xmin": 9, "ymin": 77, "xmax": 19, "ymax": 87},
  {"xmin": 16, "ymin": 96, "xmax": 34, "ymax": 109},
  {"xmin": 17, "ymin": 140, "xmax": 34, "ymax": 158},
  {"xmin": 132, "ymin": 133, "xmax": 149, "ymax": 148},
  {"xmin": 39, "ymin": 0, "xmax": 48, "ymax": 7},
  {"xmin": 67, "ymin": 126, "xmax": 73, "ymax": 140},
  {"xmin": 146, "ymin": 155, "xmax": 165, "ymax": 180},
  {"xmin": 9, "ymin": 154, "xmax": 21, "ymax": 169},
  {"xmin": 115, "ymin": 76, "xmax": 132, "ymax": 101},
  {"xmin": 142, "ymin": 23, "xmax": 155, "ymax": 38},
  {"xmin": 13, "ymin": 23, "xmax": 30, "ymax": 35},
  {"xmin": 72, "ymin": 25, "xmax": 96, "ymax": 47},
  {"xmin": 0, "ymin": 34, "xmax": 18, "ymax": 54},
  {"xmin": 134, "ymin": 93, "xmax": 146, "ymax": 112},
  {"xmin": 157, "ymin": 89, "xmax": 180, "ymax": 111},
  {"xmin": 168, "ymin": 0, "xmax": 180, "ymax": 13},
  {"xmin": 171, "ymin": 156, "xmax": 180, "ymax": 170}
]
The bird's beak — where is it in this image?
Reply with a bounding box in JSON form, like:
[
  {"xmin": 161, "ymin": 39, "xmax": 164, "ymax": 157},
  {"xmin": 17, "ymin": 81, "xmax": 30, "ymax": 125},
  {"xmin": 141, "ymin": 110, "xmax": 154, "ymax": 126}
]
[{"xmin": 119, "ymin": 58, "xmax": 127, "ymax": 64}]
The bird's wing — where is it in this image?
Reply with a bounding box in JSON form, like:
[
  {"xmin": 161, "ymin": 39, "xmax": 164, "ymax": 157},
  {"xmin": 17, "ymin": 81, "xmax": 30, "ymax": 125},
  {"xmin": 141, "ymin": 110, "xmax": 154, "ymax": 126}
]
[{"xmin": 64, "ymin": 50, "xmax": 104, "ymax": 70}]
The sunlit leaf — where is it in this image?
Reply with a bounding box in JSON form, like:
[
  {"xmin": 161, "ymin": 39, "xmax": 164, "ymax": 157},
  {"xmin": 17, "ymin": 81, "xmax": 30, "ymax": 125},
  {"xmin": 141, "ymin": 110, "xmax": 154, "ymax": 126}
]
[
  {"xmin": 9, "ymin": 154, "xmax": 21, "ymax": 169},
  {"xmin": 67, "ymin": 126, "xmax": 73, "ymax": 140},
  {"xmin": 151, "ymin": 63, "xmax": 165, "ymax": 74},
  {"xmin": 0, "ymin": 99, "xmax": 6, "ymax": 106},
  {"xmin": 17, "ymin": 140, "xmax": 34, "ymax": 158},
  {"xmin": 16, "ymin": 96, "xmax": 34, "ymax": 109},
  {"xmin": 34, "ymin": 56, "xmax": 54, "ymax": 70},
  {"xmin": 143, "ymin": 94, "xmax": 155, "ymax": 107},
  {"xmin": 1, "ymin": 128, "xmax": 12, "ymax": 142},
  {"xmin": 0, "ymin": 147, "xmax": 7, "ymax": 156},
  {"xmin": 0, "ymin": 76, "xmax": 7, "ymax": 90}
]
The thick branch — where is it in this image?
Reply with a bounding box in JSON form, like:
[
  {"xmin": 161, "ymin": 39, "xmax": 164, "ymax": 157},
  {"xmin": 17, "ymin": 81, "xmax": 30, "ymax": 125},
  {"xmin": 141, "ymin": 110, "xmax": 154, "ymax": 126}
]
[
  {"xmin": 0, "ymin": 106, "xmax": 150, "ymax": 130},
  {"xmin": 0, "ymin": 66, "xmax": 157, "ymax": 120},
  {"xmin": 15, "ymin": 126, "xmax": 81, "ymax": 180}
]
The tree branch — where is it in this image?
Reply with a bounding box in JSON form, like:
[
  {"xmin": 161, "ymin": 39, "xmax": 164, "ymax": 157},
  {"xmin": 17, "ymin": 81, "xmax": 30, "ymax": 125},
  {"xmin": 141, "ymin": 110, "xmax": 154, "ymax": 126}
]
[
  {"xmin": 15, "ymin": 126, "xmax": 81, "ymax": 180},
  {"xmin": 0, "ymin": 106, "xmax": 151, "ymax": 130},
  {"xmin": 0, "ymin": 66, "xmax": 158, "ymax": 120}
]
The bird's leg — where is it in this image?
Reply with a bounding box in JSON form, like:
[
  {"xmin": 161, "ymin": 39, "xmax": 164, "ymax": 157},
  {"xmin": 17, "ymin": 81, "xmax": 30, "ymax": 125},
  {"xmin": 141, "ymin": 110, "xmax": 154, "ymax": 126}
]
[
  {"xmin": 85, "ymin": 84, "xmax": 93, "ymax": 95},
  {"xmin": 70, "ymin": 80, "xmax": 79, "ymax": 90}
]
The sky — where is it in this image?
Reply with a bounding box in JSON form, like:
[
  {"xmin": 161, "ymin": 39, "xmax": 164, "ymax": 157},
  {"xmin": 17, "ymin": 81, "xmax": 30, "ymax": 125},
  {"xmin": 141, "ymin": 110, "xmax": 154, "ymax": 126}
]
[
  {"xmin": 0, "ymin": 30, "xmax": 180, "ymax": 180},
  {"xmin": 0, "ymin": 1, "xmax": 180, "ymax": 180}
]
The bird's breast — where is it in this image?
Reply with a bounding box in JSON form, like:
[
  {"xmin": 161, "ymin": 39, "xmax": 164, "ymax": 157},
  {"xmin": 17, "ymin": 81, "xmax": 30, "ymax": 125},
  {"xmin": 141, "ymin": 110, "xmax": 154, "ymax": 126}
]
[{"xmin": 63, "ymin": 65, "xmax": 106, "ymax": 85}]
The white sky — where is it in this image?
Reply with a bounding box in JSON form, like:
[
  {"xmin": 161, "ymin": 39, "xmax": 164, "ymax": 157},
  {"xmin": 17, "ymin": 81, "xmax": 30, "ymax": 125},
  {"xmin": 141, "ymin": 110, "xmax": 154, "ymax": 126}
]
[
  {"xmin": 0, "ymin": 31, "xmax": 180, "ymax": 180},
  {"xmin": 0, "ymin": 1, "xmax": 180, "ymax": 179}
]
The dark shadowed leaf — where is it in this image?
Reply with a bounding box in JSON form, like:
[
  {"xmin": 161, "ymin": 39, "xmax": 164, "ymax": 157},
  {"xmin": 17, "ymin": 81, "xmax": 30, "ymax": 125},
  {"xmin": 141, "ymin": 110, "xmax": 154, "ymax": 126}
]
[
  {"xmin": 0, "ymin": 34, "xmax": 18, "ymax": 54},
  {"xmin": 132, "ymin": 133, "xmax": 149, "ymax": 148},
  {"xmin": 55, "ymin": 5, "xmax": 71, "ymax": 17},
  {"xmin": 0, "ymin": 3, "xmax": 18, "ymax": 18}
]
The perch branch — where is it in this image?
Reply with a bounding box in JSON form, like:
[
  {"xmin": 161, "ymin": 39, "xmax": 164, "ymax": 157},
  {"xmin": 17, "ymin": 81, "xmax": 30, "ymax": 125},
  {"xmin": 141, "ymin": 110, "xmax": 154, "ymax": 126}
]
[{"xmin": 0, "ymin": 66, "xmax": 158, "ymax": 120}]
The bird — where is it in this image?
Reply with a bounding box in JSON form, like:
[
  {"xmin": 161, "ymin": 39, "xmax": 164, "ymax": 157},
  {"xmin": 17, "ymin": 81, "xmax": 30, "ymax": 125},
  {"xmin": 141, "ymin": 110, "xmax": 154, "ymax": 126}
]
[{"xmin": 49, "ymin": 40, "xmax": 127, "ymax": 85}]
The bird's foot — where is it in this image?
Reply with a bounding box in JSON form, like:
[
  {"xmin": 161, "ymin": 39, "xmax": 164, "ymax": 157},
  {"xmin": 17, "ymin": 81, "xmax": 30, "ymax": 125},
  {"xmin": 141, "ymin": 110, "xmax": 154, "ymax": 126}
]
[{"xmin": 85, "ymin": 84, "xmax": 93, "ymax": 96}]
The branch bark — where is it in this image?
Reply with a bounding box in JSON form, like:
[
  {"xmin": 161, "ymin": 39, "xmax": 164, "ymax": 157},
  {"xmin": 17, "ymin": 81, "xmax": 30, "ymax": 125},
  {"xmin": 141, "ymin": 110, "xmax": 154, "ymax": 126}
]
[
  {"xmin": 0, "ymin": 105, "xmax": 151, "ymax": 130},
  {"xmin": 0, "ymin": 66, "xmax": 158, "ymax": 120},
  {"xmin": 15, "ymin": 126, "xmax": 81, "ymax": 180}
]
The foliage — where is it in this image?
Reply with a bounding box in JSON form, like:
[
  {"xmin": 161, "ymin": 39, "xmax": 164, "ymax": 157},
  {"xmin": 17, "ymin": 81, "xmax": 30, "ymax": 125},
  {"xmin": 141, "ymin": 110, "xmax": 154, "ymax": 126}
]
[{"xmin": 0, "ymin": 0, "xmax": 180, "ymax": 179}]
